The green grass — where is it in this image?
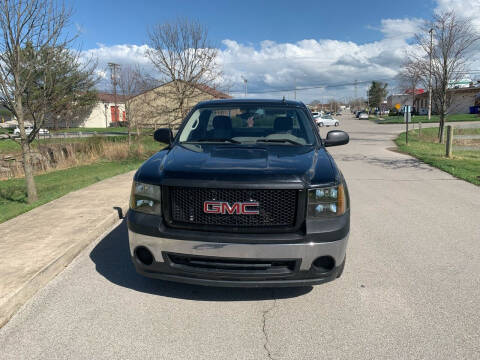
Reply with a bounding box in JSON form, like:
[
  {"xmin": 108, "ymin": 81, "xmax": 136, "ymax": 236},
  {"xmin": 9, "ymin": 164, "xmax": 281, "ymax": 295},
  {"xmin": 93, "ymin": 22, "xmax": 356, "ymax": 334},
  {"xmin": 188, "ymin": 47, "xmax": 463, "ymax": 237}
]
[
  {"xmin": 0, "ymin": 160, "xmax": 144, "ymax": 223},
  {"xmin": 379, "ymin": 113, "xmax": 480, "ymax": 124},
  {"xmin": 0, "ymin": 135, "xmax": 165, "ymax": 223},
  {"xmin": 0, "ymin": 139, "xmax": 21, "ymax": 154},
  {"xmin": 395, "ymin": 127, "xmax": 480, "ymax": 185}
]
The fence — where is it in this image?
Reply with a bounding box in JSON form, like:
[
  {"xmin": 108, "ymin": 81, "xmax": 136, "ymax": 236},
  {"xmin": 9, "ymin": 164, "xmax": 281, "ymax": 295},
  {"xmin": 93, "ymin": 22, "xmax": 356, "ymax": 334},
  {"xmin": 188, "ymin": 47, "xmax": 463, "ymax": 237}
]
[{"xmin": 445, "ymin": 124, "xmax": 480, "ymax": 157}]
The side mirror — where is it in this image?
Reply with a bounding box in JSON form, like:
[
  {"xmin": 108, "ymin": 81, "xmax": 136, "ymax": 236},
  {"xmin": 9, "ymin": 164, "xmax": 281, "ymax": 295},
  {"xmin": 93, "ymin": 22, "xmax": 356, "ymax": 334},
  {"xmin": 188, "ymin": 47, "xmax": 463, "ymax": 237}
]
[
  {"xmin": 153, "ymin": 128, "xmax": 173, "ymax": 144},
  {"xmin": 324, "ymin": 130, "xmax": 349, "ymax": 147}
]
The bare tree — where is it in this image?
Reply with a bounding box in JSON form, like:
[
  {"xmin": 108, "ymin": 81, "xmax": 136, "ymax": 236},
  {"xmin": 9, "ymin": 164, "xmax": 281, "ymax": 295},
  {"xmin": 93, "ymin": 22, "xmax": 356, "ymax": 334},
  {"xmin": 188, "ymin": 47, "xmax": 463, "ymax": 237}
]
[
  {"xmin": 397, "ymin": 59, "xmax": 425, "ymax": 114},
  {"xmin": 145, "ymin": 18, "xmax": 221, "ymax": 128},
  {"xmin": 117, "ymin": 65, "xmax": 145, "ymax": 144},
  {"xmin": 0, "ymin": 0, "xmax": 74, "ymax": 203},
  {"xmin": 415, "ymin": 11, "xmax": 480, "ymax": 142}
]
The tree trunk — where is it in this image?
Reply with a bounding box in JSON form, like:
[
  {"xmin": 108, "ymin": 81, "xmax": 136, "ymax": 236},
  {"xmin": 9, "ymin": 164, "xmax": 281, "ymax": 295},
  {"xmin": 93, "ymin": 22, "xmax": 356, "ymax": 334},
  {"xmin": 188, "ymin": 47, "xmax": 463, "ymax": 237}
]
[
  {"xmin": 438, "ymin": 91, "xmax": 447, "ymax": 143},
  {"xmin": 20, "ymin": 139, "xmax": 38, "ymax": 203},
  {"xmin": 16, "ymin": 100, "xmax": 38, "ymax": 203}
]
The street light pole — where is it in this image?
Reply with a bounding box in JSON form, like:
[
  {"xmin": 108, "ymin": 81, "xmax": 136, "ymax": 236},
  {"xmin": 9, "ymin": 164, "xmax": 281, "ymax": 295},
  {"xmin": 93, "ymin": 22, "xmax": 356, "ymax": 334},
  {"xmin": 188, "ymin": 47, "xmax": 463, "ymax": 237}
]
[
  {"xmin": 427, "ymin": 28, "xmax": 433, "ymax": 122},
  {"xmin": 294, "ymin": 77, "xmax": 296, "ymax": 100},
  {"xmin": 241, "ymin": 76, "xmax": 248, "ymax": 97}
]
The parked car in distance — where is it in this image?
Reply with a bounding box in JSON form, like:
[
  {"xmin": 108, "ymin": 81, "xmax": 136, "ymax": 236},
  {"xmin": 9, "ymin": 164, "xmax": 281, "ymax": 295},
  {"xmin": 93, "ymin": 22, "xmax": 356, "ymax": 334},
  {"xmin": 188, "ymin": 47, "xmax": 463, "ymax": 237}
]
[
  {"xmin": 316, "ymin": 114, "xmax": 339, "ymax": 127},
  {"xmin": 13, "ymin": 126, "xmax": 50, "ymax": 136},
  {"xmin": 358, "ymin": 112, "xmax": 369, "ymax": 120}
]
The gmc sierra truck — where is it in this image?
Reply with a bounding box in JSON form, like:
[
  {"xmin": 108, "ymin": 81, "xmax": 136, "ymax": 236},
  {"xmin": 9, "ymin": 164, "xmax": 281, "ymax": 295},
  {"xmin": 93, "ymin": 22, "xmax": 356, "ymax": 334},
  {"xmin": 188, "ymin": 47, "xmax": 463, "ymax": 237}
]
[{"xmin": 127, "ymin": 99, "xmax": 350, "ymax": 287}]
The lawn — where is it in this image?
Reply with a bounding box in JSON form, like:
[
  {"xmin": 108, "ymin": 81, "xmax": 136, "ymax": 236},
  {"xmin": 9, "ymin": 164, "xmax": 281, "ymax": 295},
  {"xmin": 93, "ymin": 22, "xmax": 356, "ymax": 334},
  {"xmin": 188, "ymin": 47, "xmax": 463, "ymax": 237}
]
[
  {"xmin": 0, "ymin": 134, "xmax": 165, "ymax": 223},
  {"xmin": 395, "ymin": 127, "xmax": 480, "ymax": 186},
  {"xmin": 379, "ymin": 113, "xmax": 480, "ymax": 124},
  {"xmin": 0, "ymin": 139, "xmax": 21, "ymax": 154},
  {"xmin": 0, "ymin": 160, "xmax": 144, "ymax": 223}
]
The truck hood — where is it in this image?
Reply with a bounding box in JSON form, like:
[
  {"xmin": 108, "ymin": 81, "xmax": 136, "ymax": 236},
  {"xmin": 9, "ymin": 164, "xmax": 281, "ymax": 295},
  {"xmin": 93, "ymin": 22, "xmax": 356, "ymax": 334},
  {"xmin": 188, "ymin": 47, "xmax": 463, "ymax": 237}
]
[{"xmin": 135, "ymin": 143, "xmax": 338, "ymax": 188}]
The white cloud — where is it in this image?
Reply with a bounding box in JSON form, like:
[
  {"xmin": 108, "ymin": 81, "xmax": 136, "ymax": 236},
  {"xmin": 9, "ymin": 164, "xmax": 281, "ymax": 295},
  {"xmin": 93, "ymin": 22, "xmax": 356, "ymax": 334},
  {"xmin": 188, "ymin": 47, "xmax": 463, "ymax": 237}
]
[
  {"xmin": 379, "ymin": 18, "xmax": 424, "ymax": 39},
  {"xmin": 81, "ymin": 20, "xmax": 432, "ymax": 102},
  {"xmin": 435, "ymin": 0, "xmax": 480, "ymax": 30},
  {"xmin": 81, "ymin": 44, "xmax": 155, "ymax": 90},
  {"xmin": 217, "ymin": 37, "xmax": 412, "ymax": 101}
]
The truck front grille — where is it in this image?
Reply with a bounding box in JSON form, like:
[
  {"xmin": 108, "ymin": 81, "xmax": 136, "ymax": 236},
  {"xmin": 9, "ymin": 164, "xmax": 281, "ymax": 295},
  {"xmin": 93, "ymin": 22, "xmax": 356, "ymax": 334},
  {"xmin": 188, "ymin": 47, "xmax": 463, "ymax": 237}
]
[
  {"xmin": 166, "ymin": 253, "xmax": 298, "ymax": 277},
  {"xmin": 167, "ymin": 186, "xmax": 298, "ymax": 231}
]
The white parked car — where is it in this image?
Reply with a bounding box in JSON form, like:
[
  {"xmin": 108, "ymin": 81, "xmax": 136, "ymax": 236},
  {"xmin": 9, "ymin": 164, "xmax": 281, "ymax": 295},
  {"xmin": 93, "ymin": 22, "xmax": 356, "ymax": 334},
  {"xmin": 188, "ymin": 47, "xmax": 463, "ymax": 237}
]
[
  {"xmin": 358, "ymin": 112, "xmax": 369, "ymax": 120},
  {"xmin": 13, "ymin": 126, "xmax": 50, "ymax": 136},
  {"xmin": 316, "ymin": 115, "xmax": 339, "ymax": 127}
]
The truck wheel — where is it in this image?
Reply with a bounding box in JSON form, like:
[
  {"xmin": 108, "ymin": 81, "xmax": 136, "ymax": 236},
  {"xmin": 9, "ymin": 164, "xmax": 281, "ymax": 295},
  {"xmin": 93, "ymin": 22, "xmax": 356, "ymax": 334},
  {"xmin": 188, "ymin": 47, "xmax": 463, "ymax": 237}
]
[
  {"xmin": 336, "ymin": 256, "xmax": 346, "ymax": 278},
  {"xmin": 318, "ymin": 123, "xmax": 324, "ymax": 127},
  {"xmin": 335, "ymin": 122, "xmax": 339, "ymax": 126}
]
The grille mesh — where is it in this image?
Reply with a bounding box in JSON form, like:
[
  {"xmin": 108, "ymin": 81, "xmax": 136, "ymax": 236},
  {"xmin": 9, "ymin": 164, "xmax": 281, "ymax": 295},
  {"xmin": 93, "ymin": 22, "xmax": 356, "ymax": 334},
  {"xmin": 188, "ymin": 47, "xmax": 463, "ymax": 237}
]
[{"xmin": 168, "ymin": 186, "xmax": 297, "ymax": 229}]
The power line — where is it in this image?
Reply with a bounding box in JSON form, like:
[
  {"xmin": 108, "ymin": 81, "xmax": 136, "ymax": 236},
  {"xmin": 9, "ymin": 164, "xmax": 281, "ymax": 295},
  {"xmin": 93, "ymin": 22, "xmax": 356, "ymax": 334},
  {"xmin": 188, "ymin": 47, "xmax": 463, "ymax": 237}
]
[{"xmin": 231, "ymin": 78, "xmax": 392, "ymax": 95}]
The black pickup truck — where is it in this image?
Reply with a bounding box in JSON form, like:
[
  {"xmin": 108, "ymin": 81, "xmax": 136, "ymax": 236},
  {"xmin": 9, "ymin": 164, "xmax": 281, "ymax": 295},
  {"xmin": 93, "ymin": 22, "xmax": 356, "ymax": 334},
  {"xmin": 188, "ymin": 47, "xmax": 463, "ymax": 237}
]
[{"xmin": 127, "ymin": 99, "xmax": 350, "ymax": 287}]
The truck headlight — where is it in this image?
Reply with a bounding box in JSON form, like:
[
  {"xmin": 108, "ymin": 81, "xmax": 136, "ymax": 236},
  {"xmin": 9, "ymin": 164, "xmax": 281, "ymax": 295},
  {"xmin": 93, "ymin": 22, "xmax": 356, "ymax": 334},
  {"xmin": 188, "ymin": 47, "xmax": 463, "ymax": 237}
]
[
  {"xmin": 308, "ymin": 184, "xmax": 346, "ymax": 217},
  {"xmin": 129, "ymin": 181, "xmax": 162, "ymax": 215}
]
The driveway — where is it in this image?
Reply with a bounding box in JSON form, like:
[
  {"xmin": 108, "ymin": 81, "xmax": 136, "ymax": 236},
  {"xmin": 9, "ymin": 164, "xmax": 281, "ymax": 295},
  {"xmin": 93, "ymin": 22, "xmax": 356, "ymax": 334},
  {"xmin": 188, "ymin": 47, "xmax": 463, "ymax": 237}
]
[{"xmin": 1, "ymin": 115, "xmax": 479, "ymax": 359}]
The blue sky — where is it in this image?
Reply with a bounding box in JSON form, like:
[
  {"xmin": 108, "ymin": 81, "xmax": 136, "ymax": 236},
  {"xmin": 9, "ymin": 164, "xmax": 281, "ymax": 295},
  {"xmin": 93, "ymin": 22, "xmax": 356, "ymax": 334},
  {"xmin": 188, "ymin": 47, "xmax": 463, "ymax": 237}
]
[
  {"xmin": 71, "ymin": 0, "xmax": 435, "ymax": 48},
  {"xmin": 71, "ymin": 0, "xmax": 480, "ymax": 102}
]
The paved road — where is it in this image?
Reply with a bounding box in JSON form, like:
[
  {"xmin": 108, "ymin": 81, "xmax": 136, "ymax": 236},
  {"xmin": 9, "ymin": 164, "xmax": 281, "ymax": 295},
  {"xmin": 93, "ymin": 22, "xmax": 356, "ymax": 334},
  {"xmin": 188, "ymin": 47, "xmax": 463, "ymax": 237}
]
[{"xmin": 1, "ymin": 116, "xmax": 479, "ymax": 359}]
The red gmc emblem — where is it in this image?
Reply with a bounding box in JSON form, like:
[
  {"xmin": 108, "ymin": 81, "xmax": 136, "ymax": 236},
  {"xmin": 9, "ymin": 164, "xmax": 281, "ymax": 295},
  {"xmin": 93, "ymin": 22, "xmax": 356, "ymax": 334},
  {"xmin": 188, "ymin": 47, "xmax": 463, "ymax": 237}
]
[{"xmin": 203, "ymin": 201, "xmax": 260, "ymax": 215}]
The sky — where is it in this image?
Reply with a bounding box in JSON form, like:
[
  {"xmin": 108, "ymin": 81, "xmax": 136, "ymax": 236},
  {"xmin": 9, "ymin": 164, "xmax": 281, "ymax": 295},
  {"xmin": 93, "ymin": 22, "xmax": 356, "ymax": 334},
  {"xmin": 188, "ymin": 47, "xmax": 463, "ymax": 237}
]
[{"xmin": 69, "ymin": 0, "xmax": 480, "ymax": 103}]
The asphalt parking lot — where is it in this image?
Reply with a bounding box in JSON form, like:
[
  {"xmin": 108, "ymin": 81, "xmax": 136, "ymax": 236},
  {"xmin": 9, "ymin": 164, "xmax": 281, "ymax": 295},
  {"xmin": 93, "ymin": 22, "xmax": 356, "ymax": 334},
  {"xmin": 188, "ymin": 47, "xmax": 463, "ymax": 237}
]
[{"xmin": 1, "ymin": 115, "xmax": 479, "ymax": 359}]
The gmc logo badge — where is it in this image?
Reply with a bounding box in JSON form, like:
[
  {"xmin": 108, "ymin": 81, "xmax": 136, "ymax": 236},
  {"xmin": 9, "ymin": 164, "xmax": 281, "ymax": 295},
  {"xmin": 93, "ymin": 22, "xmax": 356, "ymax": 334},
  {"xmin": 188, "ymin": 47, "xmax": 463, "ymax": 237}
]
[{"xmin": 203, "ymin": 201, "xmax": 260, "ymax": 215}]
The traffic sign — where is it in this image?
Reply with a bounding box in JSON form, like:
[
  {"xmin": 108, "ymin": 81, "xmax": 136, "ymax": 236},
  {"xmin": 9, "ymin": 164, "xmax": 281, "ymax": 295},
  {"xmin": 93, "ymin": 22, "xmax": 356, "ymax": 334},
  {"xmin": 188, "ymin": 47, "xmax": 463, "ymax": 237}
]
[{"xmin": 395, "ymin": 103, "xmax": 401, "ymax": 110}]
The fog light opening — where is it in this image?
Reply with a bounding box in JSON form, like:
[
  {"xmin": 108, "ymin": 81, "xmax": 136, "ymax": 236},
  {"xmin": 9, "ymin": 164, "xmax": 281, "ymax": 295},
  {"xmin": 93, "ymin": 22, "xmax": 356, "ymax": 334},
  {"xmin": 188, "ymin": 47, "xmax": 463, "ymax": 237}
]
[
  {"xmin": 312, "ymin": 256, "xmax": 335, "ymax": 273},
  {"xmin": 135, "ymin": 246, "xmax": 154, "ymax": 266}
]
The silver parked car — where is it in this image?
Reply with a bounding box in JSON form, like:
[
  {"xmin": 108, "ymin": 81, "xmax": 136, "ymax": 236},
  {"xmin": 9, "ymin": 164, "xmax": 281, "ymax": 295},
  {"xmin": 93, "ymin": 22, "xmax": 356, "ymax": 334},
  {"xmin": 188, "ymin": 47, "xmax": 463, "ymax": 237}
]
[{"xmin": 316, "ymin": 115, "xmax": 339, "ymax": 127}]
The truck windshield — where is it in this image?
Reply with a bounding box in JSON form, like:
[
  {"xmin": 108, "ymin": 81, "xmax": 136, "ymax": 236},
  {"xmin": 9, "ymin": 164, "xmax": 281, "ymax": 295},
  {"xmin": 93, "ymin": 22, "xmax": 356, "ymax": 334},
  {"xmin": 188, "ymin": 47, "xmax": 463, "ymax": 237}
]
[{"xmin": 178, "ymin": 106, "xmax": 316, "ymax": 145}]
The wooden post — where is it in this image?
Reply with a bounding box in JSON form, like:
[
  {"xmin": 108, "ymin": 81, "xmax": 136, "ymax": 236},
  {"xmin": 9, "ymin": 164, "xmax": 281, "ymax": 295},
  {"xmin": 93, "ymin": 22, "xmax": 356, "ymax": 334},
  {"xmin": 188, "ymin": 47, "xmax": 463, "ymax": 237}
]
[
  {"xmin": 446, "ymin": 125, "xmax": 453, "ymax": 158},
  {"xmin": 419, "ymin": 121, "xmax": 422, "ymax": 138}
]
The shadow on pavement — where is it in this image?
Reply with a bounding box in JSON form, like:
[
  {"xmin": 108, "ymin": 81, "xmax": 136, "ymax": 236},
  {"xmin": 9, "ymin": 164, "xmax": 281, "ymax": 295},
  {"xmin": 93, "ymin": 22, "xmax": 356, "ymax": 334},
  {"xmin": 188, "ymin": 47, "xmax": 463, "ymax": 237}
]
[
  {"xmin": 339, "ymin": 154, "xmax": 434, "ymax": 171},
  {"xmin": 89, "ymin": 220, "xmax": 312, "ymax": 301}
]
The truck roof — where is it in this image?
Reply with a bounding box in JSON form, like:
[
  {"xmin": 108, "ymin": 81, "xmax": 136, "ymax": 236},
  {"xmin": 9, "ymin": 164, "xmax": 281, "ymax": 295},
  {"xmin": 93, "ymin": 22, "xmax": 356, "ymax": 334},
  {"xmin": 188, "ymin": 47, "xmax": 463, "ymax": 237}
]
[{"xmin": 197, "ymin": 98, "xmax": 306, "ymax": 107}]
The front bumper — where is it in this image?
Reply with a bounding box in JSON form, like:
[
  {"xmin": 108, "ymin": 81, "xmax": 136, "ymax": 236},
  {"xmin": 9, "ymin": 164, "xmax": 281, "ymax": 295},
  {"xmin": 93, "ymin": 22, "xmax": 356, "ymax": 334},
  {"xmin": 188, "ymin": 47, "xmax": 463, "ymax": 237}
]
[{"xmin": 128, "ymin": 229, "xmax": 348, "ymax": 287}]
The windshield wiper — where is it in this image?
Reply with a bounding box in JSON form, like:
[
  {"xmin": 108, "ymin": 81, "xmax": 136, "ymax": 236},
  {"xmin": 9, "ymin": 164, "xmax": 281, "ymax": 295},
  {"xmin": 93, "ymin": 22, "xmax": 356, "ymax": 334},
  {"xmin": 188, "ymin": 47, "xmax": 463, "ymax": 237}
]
[
  {"xmin": 185, "ymin": 138, "xmax": 241, "ymax": 144},
  {"xmin": 256, "ymin": 138, "xmax": 303, "ymax": 145}
]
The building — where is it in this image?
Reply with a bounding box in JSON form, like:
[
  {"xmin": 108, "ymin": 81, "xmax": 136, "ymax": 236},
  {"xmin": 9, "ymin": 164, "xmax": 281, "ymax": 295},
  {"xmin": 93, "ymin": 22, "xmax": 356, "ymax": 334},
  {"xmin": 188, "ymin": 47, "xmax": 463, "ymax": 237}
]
[
  {"xmin": 129, "ymin": 81, "xmax": 231, "ymax": 128},
  {"xmin": 387, "ymin": 94, "xmax": 414, "ymax": 110},
  {"xmin": 81, "ymin": 93, "xmax": 128, "ymax": 128},
  {"xmin": 40, "ymin": 92, "xmax": 128, "ymax": 129},
  {"xmin": 414, "ymin": 86, "xmax": 480, "ymax": 115}
]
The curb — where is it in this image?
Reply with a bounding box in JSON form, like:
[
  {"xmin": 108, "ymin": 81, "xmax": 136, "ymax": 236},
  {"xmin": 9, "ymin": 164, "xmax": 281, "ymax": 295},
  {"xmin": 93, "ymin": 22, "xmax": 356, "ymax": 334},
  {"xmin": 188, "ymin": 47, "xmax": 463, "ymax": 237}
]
[{"xmin": 0, "ymin": 203, "xmax": 128, "ymax": 328}]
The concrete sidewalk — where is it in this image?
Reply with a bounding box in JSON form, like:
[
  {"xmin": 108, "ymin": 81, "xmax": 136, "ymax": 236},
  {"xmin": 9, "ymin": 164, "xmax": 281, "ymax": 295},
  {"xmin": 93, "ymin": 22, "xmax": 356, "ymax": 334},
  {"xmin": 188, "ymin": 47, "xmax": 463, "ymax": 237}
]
[{"xmin": 0, "ymin": 170, "xmax": 135, "ymax": 327}]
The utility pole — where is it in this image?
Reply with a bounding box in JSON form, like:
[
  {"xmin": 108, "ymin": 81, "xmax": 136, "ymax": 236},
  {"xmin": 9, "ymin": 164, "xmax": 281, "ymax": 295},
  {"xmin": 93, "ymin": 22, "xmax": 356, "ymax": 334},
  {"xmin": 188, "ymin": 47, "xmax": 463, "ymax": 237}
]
[
  {"xmin": 108, "ymin": 62, "xmax": 120, "ymax": 125},
  {"xmin": 354, "ymin": 79, "xmax": 358, "ymax": 110},
  {"xmin": 427, "ymin": 28, "xmax": 433, "ymax": 122}
]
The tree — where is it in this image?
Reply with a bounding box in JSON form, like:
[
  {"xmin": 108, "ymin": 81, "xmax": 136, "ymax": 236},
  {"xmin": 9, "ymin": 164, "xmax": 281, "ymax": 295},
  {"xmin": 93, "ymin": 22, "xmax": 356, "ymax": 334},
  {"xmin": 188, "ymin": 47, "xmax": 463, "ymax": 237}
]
[
  {"xmin": 145, "ymin": 18, "xmax": 221, "ymax": 128},
  {"xmin": 367, "ymin": 81, "xmax": 388, "ymax": 109},
  {"xmin": 0, "ymin": 0, "xmax": 74, "ymax": 203},
  {"xmin": 397, "ymin": 59, "xmax": 425, "ymax": 114},
  {"xmin": 117, "ymin": 65, "xmax": 144, "ymax": 144},
  {"xmin": 415, "ymin": 11, "xmax": 480, "ymax": 142},
  {"xmin": 20, "ymin": 44, "xmax": 98, "ymax": 130}
]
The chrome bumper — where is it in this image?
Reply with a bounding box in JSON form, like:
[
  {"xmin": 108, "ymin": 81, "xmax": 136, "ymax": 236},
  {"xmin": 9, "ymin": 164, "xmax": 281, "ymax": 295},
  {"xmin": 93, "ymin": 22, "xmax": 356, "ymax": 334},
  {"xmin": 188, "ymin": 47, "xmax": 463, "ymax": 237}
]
[{"xmin": 128, "ymin": 230, "xmax": 348, "ymax": 271}]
